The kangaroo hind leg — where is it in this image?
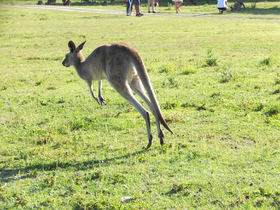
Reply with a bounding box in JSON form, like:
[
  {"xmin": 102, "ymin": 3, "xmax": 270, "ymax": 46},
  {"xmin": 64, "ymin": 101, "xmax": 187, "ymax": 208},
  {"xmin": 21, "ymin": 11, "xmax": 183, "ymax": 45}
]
[
  {"xmin": 129, "ymin": 77, "xmax": 165, "ymax": 146},
  {"xmin": 110, "ymin": 80, "xmax": 153, "ymax": 149}
]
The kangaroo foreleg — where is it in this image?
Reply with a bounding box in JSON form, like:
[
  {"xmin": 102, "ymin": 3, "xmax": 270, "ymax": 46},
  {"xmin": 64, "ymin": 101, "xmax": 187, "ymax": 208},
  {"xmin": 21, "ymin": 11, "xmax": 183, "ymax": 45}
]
[
  {"xmin": 98, "ymin": 80, "xmax": 106, "ymax": 105},
  {"xmin": 87, "ymin": 81, "xmax": 103, "ymax": 105}
]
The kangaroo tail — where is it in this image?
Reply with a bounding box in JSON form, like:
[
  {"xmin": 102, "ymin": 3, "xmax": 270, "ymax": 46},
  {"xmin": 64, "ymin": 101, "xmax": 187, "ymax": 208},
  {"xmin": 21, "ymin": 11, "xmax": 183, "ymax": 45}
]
[{"xmin": 127, "ymin": 46, "xmax": 174, "ymax": 134}]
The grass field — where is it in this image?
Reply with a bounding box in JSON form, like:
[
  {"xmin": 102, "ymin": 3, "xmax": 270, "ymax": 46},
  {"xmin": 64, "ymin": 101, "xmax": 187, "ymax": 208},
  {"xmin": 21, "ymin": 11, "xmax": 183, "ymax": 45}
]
[{"xmin": 1, "ymin": 2, "xmax": 280, "ymax": 209}]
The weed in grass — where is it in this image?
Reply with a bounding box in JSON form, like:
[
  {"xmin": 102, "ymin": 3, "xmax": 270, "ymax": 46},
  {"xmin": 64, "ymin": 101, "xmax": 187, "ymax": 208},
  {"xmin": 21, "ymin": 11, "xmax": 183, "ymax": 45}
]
[
  {"xmin": 162, "ymin": 77, "xmax": 179, "ymax": 88},
  {"xmin": 166, "ymin": 182, "xmax": 203, "ymax": 197},
  {"xmin": 249, "ymin": 187, "xmax": 280, "ymax": 208},
  {"xmin": 204, "ymin": 49, "xmax": 217, "ymax": 67},
  {"xmin": 165, "ymin": 114, "xmax": 185, "ymax": 123},
  {"xmin": 71, "ymin": 197, "xmax": 108, "ymax": 210},
  {"xmin": 210, "ymin": 92, "xmax": 221, "ymax": 98},
  {"xmin": 274, "ymin": 73, "xmax": 280, "ymax": 85},
  {"xmin": 253, "ymin": 103, "xmax": 264, "ymax": 112},
  {"xmin": 41, "ymin": 173, "xmax": 56, "ymax": 188},
  {"xmin": 162, "ymin": 101, "xmax": 178, "ymax": 110},
  {"xmin": 271, "ymin": 88, "xmax": 280, "ymax": 95},
  {"xmin": 264, "ymin": 105, "xmax": 280, "ymax": 117},
  {"xmin": 159, "ymin": 63, "xmax": 173, "ymax": 73},
  {"xmin": 84, "ymin": 171, "xmax": 103, "ymax": 181},
  {"xmin": 179, "ymin": 64, "xmax": 197, "ymax": 75},
  {"xmin": 110, "ymin": 173, "xmax": 126, "ymax": 185},
  {"xmin": 259, "ymin": 57, "xmax": 272, "ymax": 66},
  {"xmin": 181, "ymin": 102, "xmax": 209, "ymax": 111},
  {"xmin": 1, "ymin": 86, "xmax": 8, "ymax": 91},
  {"xmin": 12, "ymin": 192, "xmax": 27, "ymax": 207},
  {"xmin": 219, "ymin": 72, "xmax": 233, "ymax": 83}
]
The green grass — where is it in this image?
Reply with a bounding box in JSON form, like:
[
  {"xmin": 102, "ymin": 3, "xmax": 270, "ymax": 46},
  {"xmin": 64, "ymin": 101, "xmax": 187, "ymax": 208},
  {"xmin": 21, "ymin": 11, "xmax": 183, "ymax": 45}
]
[{"xmin": 0, "ymin": 3, "xmax": 280, "ymax": 209}]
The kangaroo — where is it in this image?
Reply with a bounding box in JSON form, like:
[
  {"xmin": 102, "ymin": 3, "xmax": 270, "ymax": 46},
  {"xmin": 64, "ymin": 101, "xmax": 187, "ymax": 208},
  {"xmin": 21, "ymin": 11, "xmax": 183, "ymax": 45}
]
[
  {"xmin": 230, "ymin": 1, "xmax": 245, "ymax": 11},
  {"xmin": 62, "ymin": 40, "xmax": 173, "ymax": 149}
]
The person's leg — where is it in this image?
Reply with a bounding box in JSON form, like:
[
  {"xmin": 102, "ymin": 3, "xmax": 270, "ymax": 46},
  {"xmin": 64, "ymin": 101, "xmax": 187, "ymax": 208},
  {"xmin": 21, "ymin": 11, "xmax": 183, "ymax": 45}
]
[
  {"xmin": 175, "ymin": 2, "xmax": 179, "ymax": 13},
  {"xmin": 135, "ymin": 3, "xmax": 140, "ymax": 14},
  {"xmin": 148, "ymin": 0, "xmax": 151, "ymax": 12},
  {"xmin": 135, "ymin": 0, "xmax": 143, "ymax": 16},
  {"xmin": 126, "ymin": 1, "xmax": 131, "ymax": 15},
  {"xmin": 218, "ymin": 8, "xmax": 226, "ymax": 14},
  {"xmin": 151, "ymin": 0, "xmax": 155, "ymax": 12},
  {"xmin": 178, "ymin": 1, "xmax": 182, "ymax": 11}
]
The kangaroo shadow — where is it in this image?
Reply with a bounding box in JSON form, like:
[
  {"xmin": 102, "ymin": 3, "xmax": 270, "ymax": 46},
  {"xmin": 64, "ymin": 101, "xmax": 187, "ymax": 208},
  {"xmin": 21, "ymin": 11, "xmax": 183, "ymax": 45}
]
[{"xmin": 0, "ymin": 149, "xmax": 149, "ymax": 183}]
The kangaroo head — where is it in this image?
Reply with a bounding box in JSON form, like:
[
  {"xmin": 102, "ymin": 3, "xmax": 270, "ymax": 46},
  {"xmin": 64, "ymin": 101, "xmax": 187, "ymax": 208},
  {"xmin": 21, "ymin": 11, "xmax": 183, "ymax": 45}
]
[{"xmin": 62, "ymin": 40, "xmax": 86, "ymax": 67}]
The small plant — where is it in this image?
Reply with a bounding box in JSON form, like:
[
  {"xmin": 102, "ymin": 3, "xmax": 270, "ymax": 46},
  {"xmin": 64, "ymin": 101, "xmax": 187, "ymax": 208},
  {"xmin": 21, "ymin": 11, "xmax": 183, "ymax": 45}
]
[
  {"xmin": 159, "ymin": 63, "xmax": 173, "ymax": 73},
  {"xmin": 35, "ymin": 81, "xmax": 42, "ymax": 86},
  {"xmin": 259, "ymin": 57, "xmax": 272, "ymax": 66},
  {"xmin": 264, "ymin": 105, "xmax": 280, "ymax": 117},
  {"xmin": 162, "ymin": 101, "xmax": 178, "ymax": 110},
  {"xmin": 110, "ymin": 173, "xmax": 126, "ymax": 185},
  {"xmin": 84, "ymin": 171, "xmax": 102, "ymax": 181},
  {"xmin": 181, "ymin": 68, "xmax": 196, "ymax": 75},
  {"xmin": 162, "ymin": 77, "xmax": 179, "ymax": 88},
  {"xmin": 272, "ymin": 88, "xmax": 280, "ymax": 95},
  {"xmin": 167, "ymin": 183, "xmax": 191, "ymax": 196},
  {"xmin": 219, "ymin": 72, "xmax": 233, "ymax": 83},
  {"xmin": 166, "ymin": 182, "xmax": 202, "ymax": 196},
  {"xmin": 274, "ymin": 73, "xmax": 280, "ymax": 85},
  {"xmin": 205, "ymin": 49, "xmax": 217, "ymax": 67},
  {"xmin": 179, "ymin": 64, "xmax": 197, "ymax": 75},
  {"xmin": 253, "ymin": 103, "xmax": 264, "ymax": 112}
]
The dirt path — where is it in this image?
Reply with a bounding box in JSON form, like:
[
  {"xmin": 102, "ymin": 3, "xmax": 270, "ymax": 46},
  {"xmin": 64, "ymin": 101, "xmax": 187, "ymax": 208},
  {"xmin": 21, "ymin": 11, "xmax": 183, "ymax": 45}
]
[
  {"xmin": 1, "ymin": 4, "xmax": 126, "ymax": 15},
  {"xmin": 0, "ymin": 4, "xmax": 216, "ymax": 18}
]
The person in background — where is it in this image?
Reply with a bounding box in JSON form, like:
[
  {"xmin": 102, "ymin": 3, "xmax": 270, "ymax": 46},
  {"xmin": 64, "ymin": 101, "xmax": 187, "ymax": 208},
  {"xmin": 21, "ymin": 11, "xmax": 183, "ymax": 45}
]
[
  {"xmin": 148, "ymin": 0, "xmax": 156, "ymax": 13},
  {"xmin": 126, "ymin": 0, "xmax": 132, "ymax": 16},
  {"xmin": 172, "ymin": 0, "xmax": 183, "ymax": 14},
  {"xmin": 217, "ymin": 0, "xmax": 228, "ymax": 14},
  {"xmin": 126, "ymin": 0, "xmax": 143, "ymax": 16}
]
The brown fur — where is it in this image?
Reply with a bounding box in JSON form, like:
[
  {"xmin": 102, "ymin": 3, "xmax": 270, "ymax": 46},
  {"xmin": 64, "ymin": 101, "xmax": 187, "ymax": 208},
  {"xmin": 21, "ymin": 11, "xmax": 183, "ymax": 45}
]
[{"xmin": 231, "ymin": 1, "xmax": 245, "ymax": 11}]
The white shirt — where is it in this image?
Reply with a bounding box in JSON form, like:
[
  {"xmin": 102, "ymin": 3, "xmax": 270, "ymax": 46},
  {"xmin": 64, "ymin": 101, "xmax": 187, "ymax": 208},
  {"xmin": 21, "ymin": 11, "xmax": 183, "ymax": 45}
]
[{"xmin": 217, "ymin": 0, "xmax": 227, "ymax": 8}]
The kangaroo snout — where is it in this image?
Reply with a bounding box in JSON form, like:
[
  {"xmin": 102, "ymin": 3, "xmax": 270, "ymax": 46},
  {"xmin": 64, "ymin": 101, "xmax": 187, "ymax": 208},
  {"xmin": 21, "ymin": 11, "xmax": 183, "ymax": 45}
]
[{"xmin": 62, "ymin": 59, "xmax": 69, "ymax": 67}]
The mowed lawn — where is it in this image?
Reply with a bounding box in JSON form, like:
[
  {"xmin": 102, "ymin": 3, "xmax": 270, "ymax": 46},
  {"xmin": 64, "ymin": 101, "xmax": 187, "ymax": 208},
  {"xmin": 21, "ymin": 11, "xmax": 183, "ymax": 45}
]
[{"xmin": 0, "ymin": 3, "xmax": 280, "ymax": 209}]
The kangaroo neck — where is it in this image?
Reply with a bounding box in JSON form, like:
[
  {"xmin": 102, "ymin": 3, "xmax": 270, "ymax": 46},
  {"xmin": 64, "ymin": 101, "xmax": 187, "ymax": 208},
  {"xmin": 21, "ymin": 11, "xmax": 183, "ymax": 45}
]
[
  {"xmin": 73, "ymin": 52, "xmax": 86, "ymax": 76},
  {"xmin": 74, "ymin": 61, "xmax": 86, "ymax": 78}
]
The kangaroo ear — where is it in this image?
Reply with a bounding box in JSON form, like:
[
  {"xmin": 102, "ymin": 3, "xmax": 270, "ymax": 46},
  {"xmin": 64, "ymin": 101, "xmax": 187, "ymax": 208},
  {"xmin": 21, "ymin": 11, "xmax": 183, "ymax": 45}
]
[
  {"xmin": 68, "ymin": 41, "xmax": 76, "ymax": 53},
  {"xmin": 76, "ymin": 41, "xmax": 86, "ymax": 52}
]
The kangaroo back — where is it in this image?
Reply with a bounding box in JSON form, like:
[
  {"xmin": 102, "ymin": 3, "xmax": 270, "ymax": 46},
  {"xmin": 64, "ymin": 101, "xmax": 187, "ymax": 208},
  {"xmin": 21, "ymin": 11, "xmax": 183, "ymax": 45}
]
[{"xmin": 125, "ymin": 46, "xmax": 173, "ymax": 134}]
